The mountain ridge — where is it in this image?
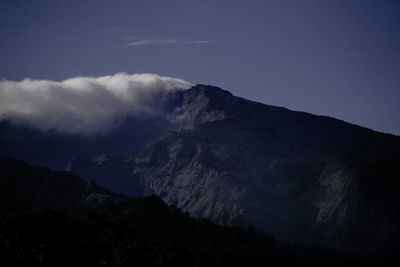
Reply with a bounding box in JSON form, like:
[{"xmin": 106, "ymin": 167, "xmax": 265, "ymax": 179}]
[{"xmin": 67, "ymin": 85, "xmax": 400, "ymax": 255}]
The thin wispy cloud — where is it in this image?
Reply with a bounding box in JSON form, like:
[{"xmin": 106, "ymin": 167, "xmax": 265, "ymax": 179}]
[
  {"xmin": 126, "ymin": 38, "xmax": 178, "ymax": 47},
  {"xmin": 99, "ymin": 27, "xmax": 135, "ymax": 31},
  {"xmin": 125, "ymin": 37, "xmax": 213, "ymax": 47},
  {"xmin": 186, "ymin": 40, "xmax": 214, "ymax": 45}
]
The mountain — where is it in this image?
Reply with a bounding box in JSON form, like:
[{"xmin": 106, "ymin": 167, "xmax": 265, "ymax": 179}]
[
  {"xmin": 68, "ymin": 85, "xmax": 400, "ymax": 256},
  {"xmin": 1, "ymin": 157, "xmax": 371, "ymax": 266}
]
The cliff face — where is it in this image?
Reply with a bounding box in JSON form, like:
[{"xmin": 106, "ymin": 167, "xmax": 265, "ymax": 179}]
[{"xmin": 69, "ymin": 85, "xmax": 400, "ymax": 253}]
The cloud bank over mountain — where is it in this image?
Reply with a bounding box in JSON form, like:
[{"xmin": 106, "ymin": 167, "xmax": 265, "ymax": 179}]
[{"xmin": 0, "ymin": 73, "xmax": 192, "ymax": 135}]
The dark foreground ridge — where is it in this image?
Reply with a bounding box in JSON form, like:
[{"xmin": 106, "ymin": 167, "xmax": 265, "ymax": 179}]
[{"xmin": 0, "ymin": 158, "xmax": 381, "ymax": 266}]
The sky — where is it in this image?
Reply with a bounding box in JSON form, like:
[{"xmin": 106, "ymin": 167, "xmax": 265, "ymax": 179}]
[{"xmin": 0, "ymin": 0, "xmax": 399, "ymax": 135}]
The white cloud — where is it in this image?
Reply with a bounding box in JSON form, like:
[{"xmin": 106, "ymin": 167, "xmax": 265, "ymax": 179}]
[{"xmin": 0, "ymin": 73, "xmax": 192, "ymax": 136}]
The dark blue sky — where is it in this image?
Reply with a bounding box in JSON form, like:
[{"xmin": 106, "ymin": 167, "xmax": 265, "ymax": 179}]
[{"xmin": 1, "ymin": 0, "xmax": 399, "ymax": 135}]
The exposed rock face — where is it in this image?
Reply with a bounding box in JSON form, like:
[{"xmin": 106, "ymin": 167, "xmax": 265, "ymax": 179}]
[
  {"xmin": 68, "ymin": 85, "xmax": 400, "ymax": 253},
  {"xmin": 170, "ymin": 85, "xmax": 231, "ymax": 127},
  {"xmin": 312, "ymin": 162, "xmax": 400, "ymax": 253}
]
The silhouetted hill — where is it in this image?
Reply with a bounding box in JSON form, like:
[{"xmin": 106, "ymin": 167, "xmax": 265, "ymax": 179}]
[{"xmin": 0, "ymin": 158, "xmax": 96, "ymax": 213}]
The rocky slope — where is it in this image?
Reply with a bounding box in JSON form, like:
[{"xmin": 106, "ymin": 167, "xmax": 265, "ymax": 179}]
[{"xmin": 68, "ymin": 85, "xmax": 400, "ymax": 254}]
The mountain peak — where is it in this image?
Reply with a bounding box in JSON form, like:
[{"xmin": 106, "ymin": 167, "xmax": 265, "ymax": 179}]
[
  {"xmin": 189, "ymin": 84, "xmax": 233, "ymax": 98},
  {"xmin": 171, "ymin": 84, "xmax": 234, "ymax": 128}
]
